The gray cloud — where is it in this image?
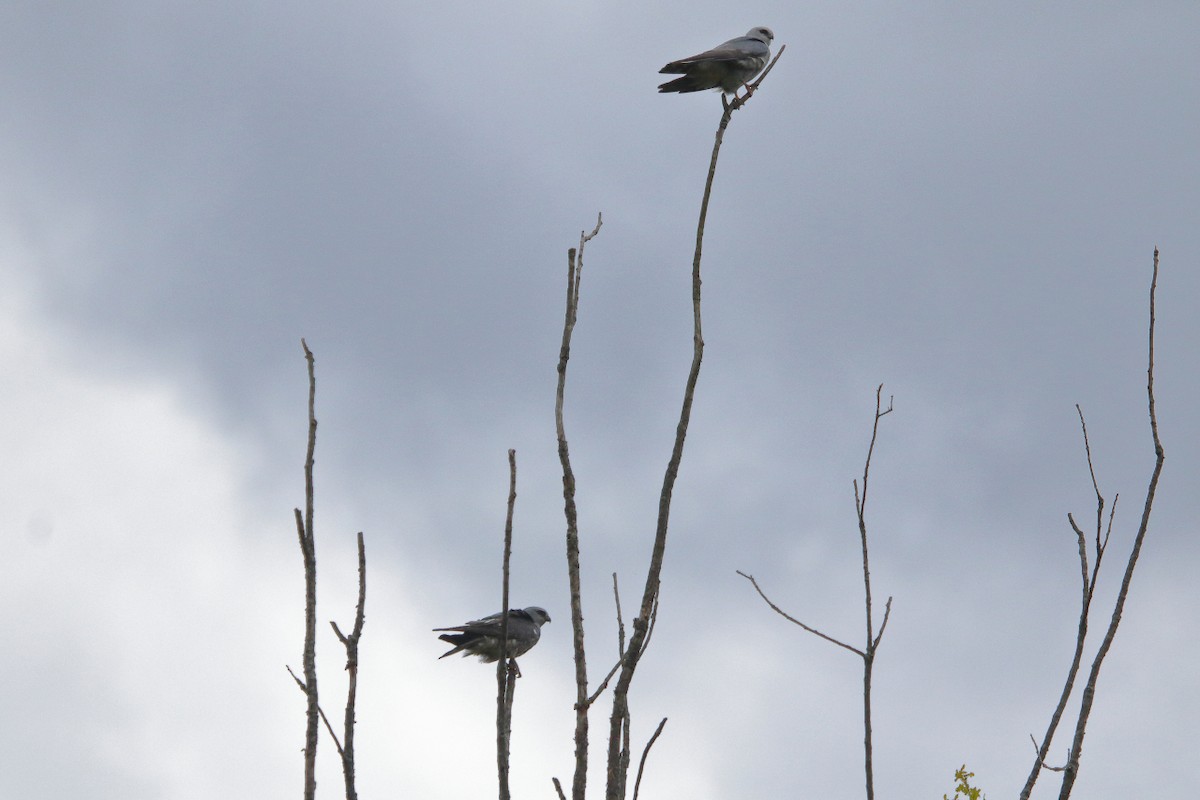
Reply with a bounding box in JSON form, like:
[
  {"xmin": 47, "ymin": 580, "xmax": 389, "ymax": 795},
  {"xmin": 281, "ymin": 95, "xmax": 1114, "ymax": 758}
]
[{"xmin": 2, "ymin": 2, "xmax": 1198, "ymax": 798}]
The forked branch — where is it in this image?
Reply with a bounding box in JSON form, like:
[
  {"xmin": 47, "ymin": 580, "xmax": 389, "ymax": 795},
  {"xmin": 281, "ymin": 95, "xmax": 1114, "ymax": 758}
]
[
  {"xmin": 1021, "ymin": 249, "xmax": 1166, "ymax": 800},
  {"xmin": 740, "ymin": 384, "xmax": 893, "ymax": 800},
  {"xmin": 329, "ymin": 531, "xmax": 367, "ymax": 800},
  {"xmin": 295, "ymin": 339, "xmax": 319, "ymax": 800},
  {"xmin": 1053, "ymin": 249, "xmax": 1165, "ymax": 800}
]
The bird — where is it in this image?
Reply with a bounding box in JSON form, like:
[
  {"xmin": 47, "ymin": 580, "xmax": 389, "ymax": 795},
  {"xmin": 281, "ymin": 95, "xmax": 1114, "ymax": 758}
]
[
  {"xmin": 434, "ymin": 606, "xmax": 552, "ymax": 666},
  {"xmin": 658, "ymin": 27, "xmax": 774, "ymax": 96}
]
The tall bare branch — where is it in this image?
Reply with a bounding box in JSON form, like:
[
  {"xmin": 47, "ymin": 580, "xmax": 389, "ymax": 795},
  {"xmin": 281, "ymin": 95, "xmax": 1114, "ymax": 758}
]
[
  {"xmin": 295, "ymin": 338, "xmax": 319, "ymax": 800},
  {"xmin": 605, "ymin": 54, "xmax": 784, "ymax": 799},
  {"xmin": 855, "ymin": 385, "xmax": 893, "ymax": 800},
  {"xmin": 497, "ymin": 449, "xmax": 518, "ymax": 800},
  {"xmin": 329, "ymin": 531, "xmax": 367, "ymax": 800},
  {"xmin": 1054, "ymin": 249, "xmax": 1165, "ymax": 799},
  {"xmin": 1020, "ymin": 409, "xmax": 1106, "ymax": 800},
  {"xmin": 740, "ymin": 384, "xmax": 892, "ymax": 800},
  {"xmin": 555, "ymin": 214, "xmax": 603, "ymax": 800},
  {"xmin": 1021, "ymin": 251, "xmax": 1165, "ymax": 799}
]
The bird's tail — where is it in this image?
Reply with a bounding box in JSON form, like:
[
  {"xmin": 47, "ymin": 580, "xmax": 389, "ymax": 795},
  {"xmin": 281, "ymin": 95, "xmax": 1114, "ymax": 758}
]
[{"xmin": 437, "ymin": 633, "xmax": 468, "ymax": 658}]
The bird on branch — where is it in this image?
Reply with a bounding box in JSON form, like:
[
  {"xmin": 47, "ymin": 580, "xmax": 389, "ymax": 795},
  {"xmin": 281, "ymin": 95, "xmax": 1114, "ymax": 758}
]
[{"xmin": 434, "ymin": 607, "xmax": 551, "ymax": 672}]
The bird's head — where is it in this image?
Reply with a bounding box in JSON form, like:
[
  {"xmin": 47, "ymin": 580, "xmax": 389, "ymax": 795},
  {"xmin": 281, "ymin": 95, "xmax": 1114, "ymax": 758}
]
[
  {"xmin": 747, "ymin": 27, "xmax": 774, "ymax": 45},
  {"xmin": 523, "ymin": 606, "xmax": 552, "ymax": 626}
]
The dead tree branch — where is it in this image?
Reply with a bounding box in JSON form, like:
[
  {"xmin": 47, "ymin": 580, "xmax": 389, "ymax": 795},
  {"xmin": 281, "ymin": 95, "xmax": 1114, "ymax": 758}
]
[
  {"xmin": 497, "ymin": 449, "xmax": 518, "ymax": 800},
  {"xmin": 1053, "ymin": 249, "xmax": 1166, "ymax": 800},
  {"xmin": 603, "ymin": 51, "xmax": 784, "ymax": 800},
  {"xmin": 1020, "ymin": 251, "xmax": 1166, "ymax": 800},
  {"xmin": 555, "ymin": 213, "xmax": 603, "ymax": 800},
  {"xmin": 1020, "ymin": 409, "xmax": 1108, "ymax": 800},
  {"xmin": 295, "ymin": 338, "xmax": 319, "ymax": 800},
  {"xmin": 329, "ymin": 531, "xmax": 367, "ymax": 800},
  {"xmin": 855, "ymin": 385, "xmax": 893, "ymax": 800},
  {"xmin": 740, "ymin": 384, "xmax": 893, "ymax": 800},
  {"xmin": 631, "ymin": 717, "xmax": 668, "ymax": 800},
  {"xmin": 286, "ymin": 664, "xmax": 342, "ymax": 755},
  {"xmin": 736, "ymin": 571, "xmax": 864, "ymax": 657},
  {"xmin": 584, "ymin": 575, "xmax": 630, "ymax": 708}
]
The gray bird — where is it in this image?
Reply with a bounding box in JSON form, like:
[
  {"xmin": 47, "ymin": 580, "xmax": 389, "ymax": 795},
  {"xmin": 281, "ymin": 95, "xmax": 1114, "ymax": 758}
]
[
  {"xmin": 658, "ymin": 27, "xmax": 774, "ymax": 95},
  {"xmin": 434, "ymin": 606, "xmax": 551, "ymax": 664}
]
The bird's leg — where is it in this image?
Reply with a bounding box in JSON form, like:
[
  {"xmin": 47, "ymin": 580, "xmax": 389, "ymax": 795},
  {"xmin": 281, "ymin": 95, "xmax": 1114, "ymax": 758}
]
[
  {"xmin": 509, "ymin": 659, "xmax": 523, "ymax": 679},
  {"xmin": 726, "ymin": 82, "xmax": 755, "ymax": 107}
]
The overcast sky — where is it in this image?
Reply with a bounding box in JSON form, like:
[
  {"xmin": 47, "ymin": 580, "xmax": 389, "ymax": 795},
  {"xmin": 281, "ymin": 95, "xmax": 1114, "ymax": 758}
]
[{"xmin": 2, "ymin": 2, "xmax": 1198, "ymax": 798}]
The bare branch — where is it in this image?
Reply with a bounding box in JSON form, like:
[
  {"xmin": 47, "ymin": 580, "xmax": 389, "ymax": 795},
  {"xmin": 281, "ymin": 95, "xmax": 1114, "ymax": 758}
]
[
  {"xmin": 497, "ymin": 449, "xmax": 518, "ymax": 800},
  {"xmin": 296, "ymin": 339, "xmax": 319, "ymax": 800},
  {"xmin": 606, "ymin": 64, "xmax": 779, "ymax": 797},
  {"xmin": 585, "ymin": 658, "xmax": 626, "ymax": 709},
  {"xmin": 287, "ymin": 664, "xmax": 343, "ymax": 756},
  {"xmin": 1027, "ymin": 734, "xmax": 1066, "ymax": 773},
  {"xmin": 1024, "ymin": 250, "xmax": 1166, "ymax": 800},
  {"xmin": 1066, "ymin": 512, "xmax": 1090, "ymax": 596},
  {"xmin": 855, "ymin": 385, "xmax": 892, "ymax": 800},
  {"xmin": 552, "ymin": 777, "xmax": 568, "ymax": 800},
  {"xmin": 736, "ymin": 571, "xmax": 864, "ymax": 657},
  {"xmin": 872, "ymin": 596, "xmax": 893, "ymax": 651},
  {"xmin": 556, "ymin": 214, "xmax": 602, "ymax": 800},
  {"xmin": 1055, "ymin": 249, "xmax": 1166, "ymax": 799},
  {"xmin": 613, "ymin": 572, "xmax": 626, "ymax": 657},
  {"xmin": 1101, "ymin": 494, "xmax": 1118, "ymax": 554},
  {"xmin": 327, "ymin": 531, "xmax": 367, "ymax": 800},
  {"xmin": 640, "ymin": 592, "xmax": 662, "ymax": 660},
  {"xmin": 631, "ymin": 718, "xmax": 669, "ymax": 800},
  {"xmin": 572, "ymin": 575, "xmax": 627, "ymax": 706},
  {"xmin": 1075, "ymin": 405, "xmax": 1103, "ymax": 505},
  {"xmin": 742, "ymin": 386, "xmax": 892, "ymax": 800}
]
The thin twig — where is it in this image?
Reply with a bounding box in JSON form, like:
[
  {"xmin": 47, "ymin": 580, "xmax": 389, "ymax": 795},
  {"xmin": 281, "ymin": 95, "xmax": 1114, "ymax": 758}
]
[
  {"xmin": 585, "ymin": 658, "xmax": 625, "ymax": 708},
  {"xmin": 631, "ymin": 718, "xmax": 669, "ymax": 800},
  {"xmin": 552, "ymin": 777, "xmax": 568, "ymax": 800},
  {"xmin": 736, "ymin": 571, "xmax": 864, "ymax": 657},
  {"xmin": 581, "ymin": 577, "xmax": 628, "ymax": 708},
  {"xmin": 872, "ymin": 597, "xmax": 893, "ymax": 651},
  {"xmin": 1066, "ymin": 512, "xmax": 1090, "ymax": 597},
  {"xmin": 613, "ymin": 573, "xmax": 626, "ymax": 657},
  {"xmin": 1027, "ymin": 734, "xmax": 1066, "ymax": 772},
  {"xmin": 287, "ymin": 664, "xmax": 343, "ymax": 755},
  {"xmin": 1020, "ymin": 503, "xmax": 1095, "ymax": 800},
  {"xmin": 738, "ymin": 385, "xmax": 892, "ymax": 800}
]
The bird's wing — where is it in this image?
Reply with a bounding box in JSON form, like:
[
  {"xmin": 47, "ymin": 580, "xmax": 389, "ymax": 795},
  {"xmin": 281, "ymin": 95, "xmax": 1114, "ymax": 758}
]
[
  {"xmin": 432, "ymin": 609, "xmax": 532, "ymax": 635},
  {"xmin": 659, "ymin": 38, "xmax": 769, "ymax": 73}
]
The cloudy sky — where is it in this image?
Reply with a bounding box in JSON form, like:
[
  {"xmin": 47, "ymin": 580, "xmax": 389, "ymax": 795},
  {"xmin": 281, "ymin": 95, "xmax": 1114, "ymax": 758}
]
[{"xmin": 2, "ymin": 2, "xmax": 1198, "ymax": 798}]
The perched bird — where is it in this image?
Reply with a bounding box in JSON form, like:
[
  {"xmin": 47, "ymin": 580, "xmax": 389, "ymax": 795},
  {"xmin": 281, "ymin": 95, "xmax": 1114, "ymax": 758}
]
[
  {"xmin": 434, "ymin": 606, "xmax": 551, "ymax": 664},
  {"xmin": 658, "ymin": 27, "xmax": 774, "ymax": 95}
]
